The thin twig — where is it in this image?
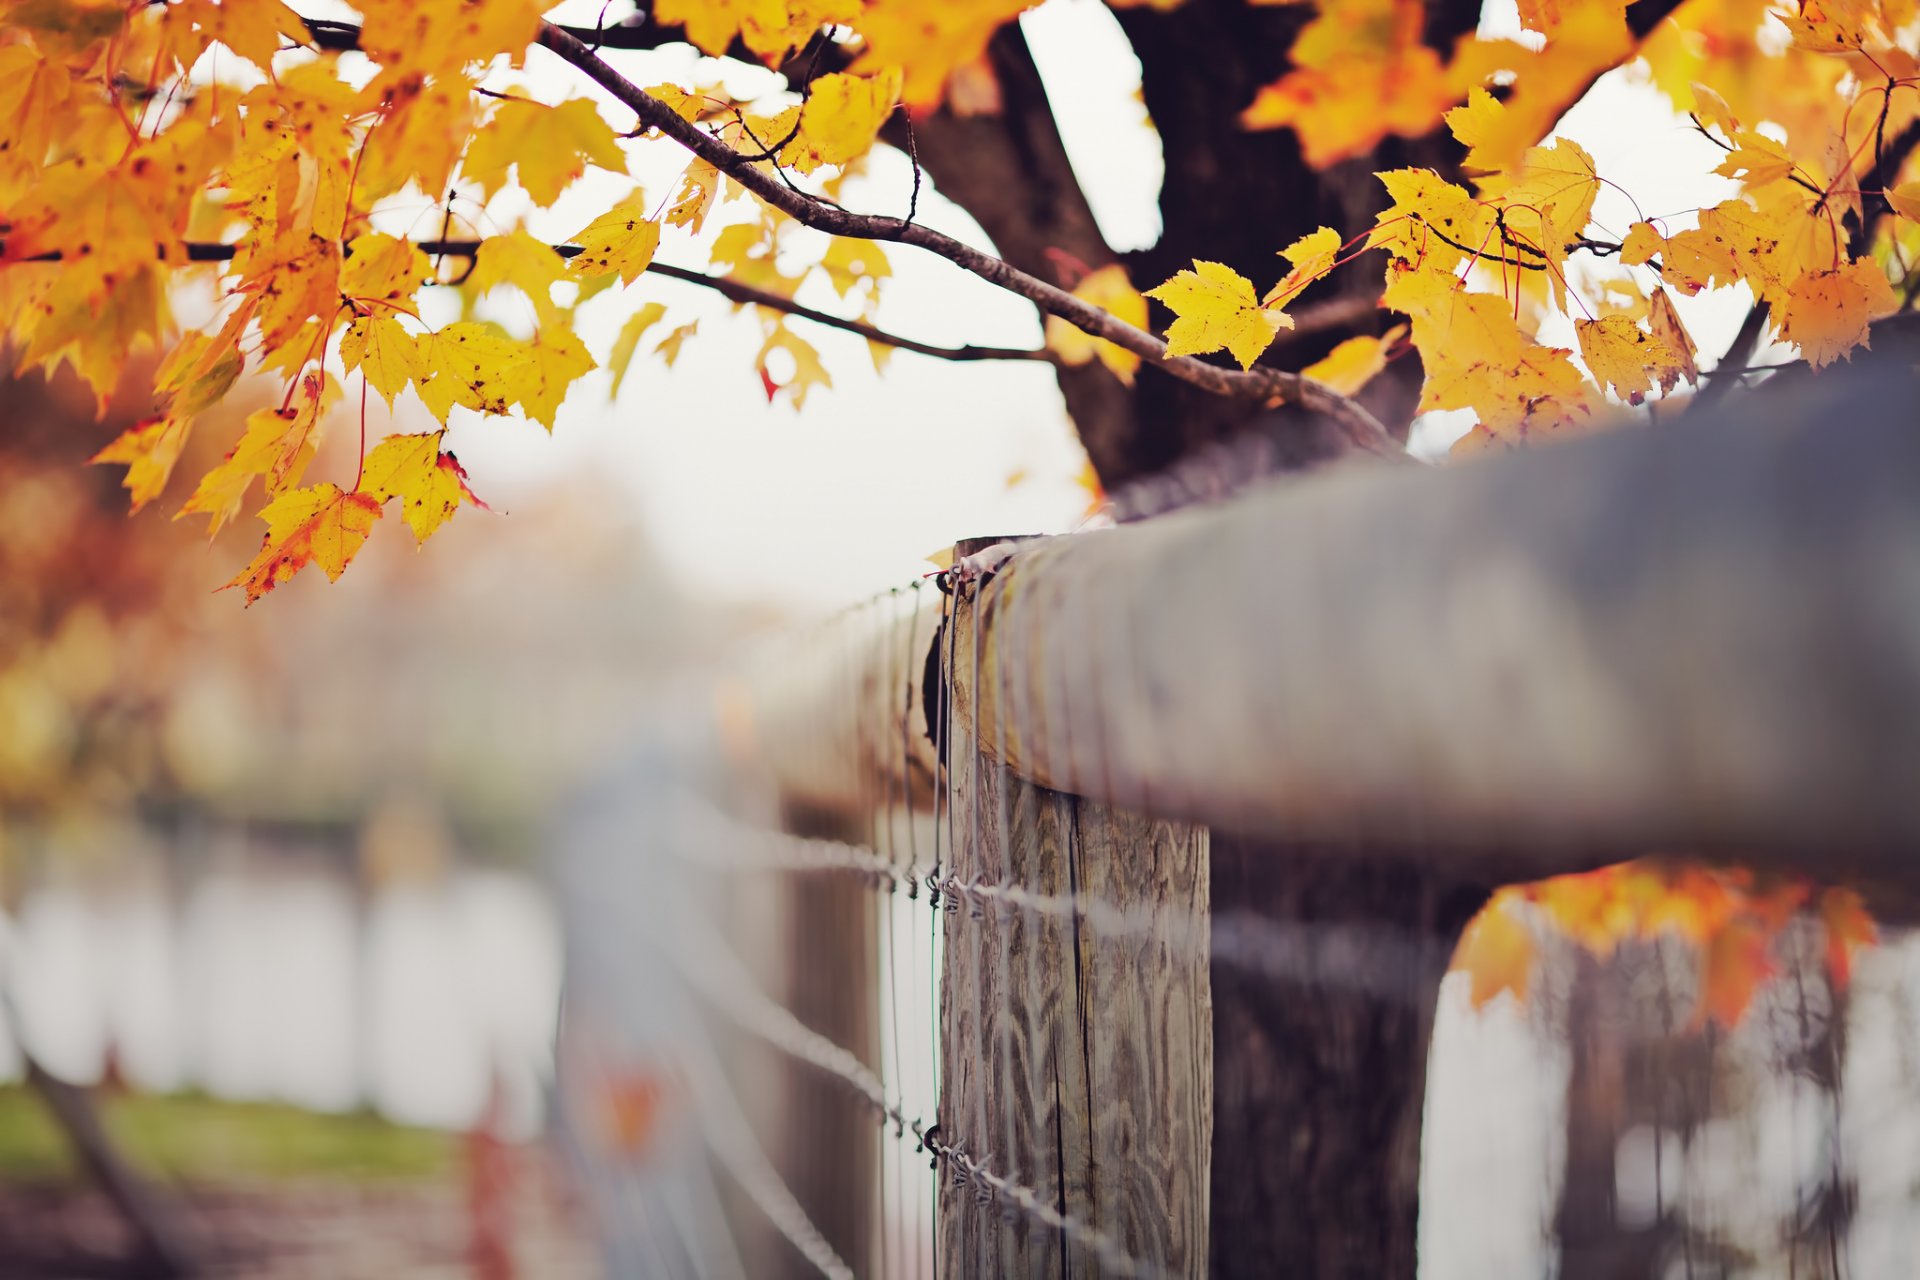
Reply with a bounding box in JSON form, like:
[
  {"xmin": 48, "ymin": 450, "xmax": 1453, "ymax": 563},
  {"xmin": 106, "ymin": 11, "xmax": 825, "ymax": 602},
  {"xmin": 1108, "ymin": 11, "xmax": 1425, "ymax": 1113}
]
[
  {"xmin": 530, "ymin": 21, "xmax": 1402, "ymax": 458},
  {"xmin": 165, "ymin": 238, "xmax": 1052, "ymax": 363}
]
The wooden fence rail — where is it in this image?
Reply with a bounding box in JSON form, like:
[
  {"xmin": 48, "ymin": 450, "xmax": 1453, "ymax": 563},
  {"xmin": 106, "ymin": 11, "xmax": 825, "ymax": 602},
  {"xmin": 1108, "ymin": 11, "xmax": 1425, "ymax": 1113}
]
[{"xmin": 702, "ymin": 368, "xmax": 1920, "ymax": 1277}]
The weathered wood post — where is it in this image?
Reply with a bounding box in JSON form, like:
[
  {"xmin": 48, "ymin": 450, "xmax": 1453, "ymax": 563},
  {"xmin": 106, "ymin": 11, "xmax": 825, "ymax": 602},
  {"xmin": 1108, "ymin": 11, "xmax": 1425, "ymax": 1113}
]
[{"xmin": 938, "ymin": 541, "xmax": 1212, "ymax": 1277}]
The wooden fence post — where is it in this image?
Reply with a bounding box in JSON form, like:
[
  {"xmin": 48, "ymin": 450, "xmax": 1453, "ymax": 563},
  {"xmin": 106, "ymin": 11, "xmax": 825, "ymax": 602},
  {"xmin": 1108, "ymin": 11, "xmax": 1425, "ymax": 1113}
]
[{"xmin": 938, "ymin": 558, "xmax": 1212, "ymax": 1277}]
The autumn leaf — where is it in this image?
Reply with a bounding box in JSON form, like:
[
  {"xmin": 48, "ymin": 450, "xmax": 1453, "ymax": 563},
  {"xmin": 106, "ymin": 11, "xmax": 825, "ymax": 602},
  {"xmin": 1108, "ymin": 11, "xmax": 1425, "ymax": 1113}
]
[
  {"xmin": 1264, "ymin": 226, "xmax": 1343, "ymax": 308},
  {"xmin": 1452, "ymin": 891, "xmax": 1534, "ymax": 1009},
  {"xmin": 665, "ymin": 160, "xmax": 723, "ymax": 233},
  {"xmin": 1367, "ymin": 169, "xmax": 1496, "ymax": 274},
  {"xmin": 1574, "ymin": 315, "xmax": 1690, "ymax": 404},
  {"xmin": 1045, "ymin": 265, "xmax": 1149, "ymax": 384},
  {"xmin": 1646, "ymin": 288, "xmax": 1700, "ymax": 391},
  {"xmin": 352, "ymin": 0, "xmax": 544, "ymax": 76},
  {"xmin": 1301, "ymin": 327, "xmax": 1402, "ymax": 395},
  {"xmin": 1411, "ymin": 293, "xmax": 1604, "ymax": 439},
  {"xmin": 1714, "ymin": 131, "xmax": 1797, "ymax": 188},
  {"xmin": 91, "ymin": 414, "xmax": 193, "ymax": 514},
  {"xmin": 472, "ymin": 230, "xmax": 570, "ymax": 319},
  {"xmin": 569, "ymin": 196, "xmax": 663, "ymax": 284},
  {"xmin": 608, "ymin": 301, "xmax": 671, "ymax": 399},
  {"xmin": 1890, "ymin": 181, "xmax": 1920, "ymax": 221},
  {"xmin": 1146, "ymin": 261, "xmax": 1291, "ymax": 369},
  {"xmin": 340, "ymin": 233, "xmax": 429, "ymax": 306},
  {"xmin": 416, "ymin": 322, "xmax": 537, "ymax": 421},
  {"xmin": 756, "ymin": 325, "xmax": 832, "ymax": 408},
  {"xmin": 464, "ymin": 96, "xmax": 627, "ymax": 207},
  {"xmin": 359, "ymin": 432, "xmax": 488, "ymax": 543},
  {"xmin": 655, "ymin": 320, "xmax": 700, "ymax": 368},
  {"xmin": 1777, "ymin": 257, "xmax": 1898, "ymax": 368},
  {"xmin": 778, "ymin": 71, "xmax": 902, "ymax": 172},
  {"xmin": 1819, "ymin": 887, "xmax": 1877, "ymax": 990},
  {"xmin": 173, "ymin": 0, "xmax": 307, "ymax": 71},
  {"xmin": 518, "ymin": 327, "xmax": 598, "ymax": 430},
  {"xmin": 341, "ymin": 314, "xmax": 426, "ymax": 407},
  {"xmin": 224, "ymin": 483, "xmax": 383, "ymax": 605},
  {"xmin": 1697, "ymin": 917, "xmax": 1774, "ymax": 1029}
]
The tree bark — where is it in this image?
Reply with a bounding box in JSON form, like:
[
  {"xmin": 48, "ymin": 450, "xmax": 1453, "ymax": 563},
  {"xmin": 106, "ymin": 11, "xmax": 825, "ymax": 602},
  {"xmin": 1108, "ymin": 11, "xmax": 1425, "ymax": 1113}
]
[{"xmin": 1208, "ymin": 840, "xmax": 1491, "ymax": 1278}]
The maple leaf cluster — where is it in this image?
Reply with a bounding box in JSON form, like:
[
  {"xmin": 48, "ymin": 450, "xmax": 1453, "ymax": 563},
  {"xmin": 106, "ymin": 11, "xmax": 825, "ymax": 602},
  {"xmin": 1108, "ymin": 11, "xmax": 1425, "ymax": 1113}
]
[
  {"xmin": 1452, "ymin": 861, "xmax": 1879, "ymax": 1029},
  {"xmin": 1144, "ymin": 0, "xmax": 1916, "ymax": 445},
  {"xmin": 0, "ymin": 0, "xmax": 909, "ymax": 601},
  {"xmin": 2, "ymin": 0, "xmax": 1915, "ymax": 603}
]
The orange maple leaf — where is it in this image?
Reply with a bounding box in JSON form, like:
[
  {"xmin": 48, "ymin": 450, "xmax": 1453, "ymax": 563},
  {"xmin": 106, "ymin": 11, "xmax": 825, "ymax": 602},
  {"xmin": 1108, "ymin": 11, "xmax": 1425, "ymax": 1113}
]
[
  {"xmin": 223, "ymin": 483, "xmax": 383, "ymax": 605},
  {"xmin": 1452, "ymin": 890, "xmax": 1535, "ymax": 1009}
]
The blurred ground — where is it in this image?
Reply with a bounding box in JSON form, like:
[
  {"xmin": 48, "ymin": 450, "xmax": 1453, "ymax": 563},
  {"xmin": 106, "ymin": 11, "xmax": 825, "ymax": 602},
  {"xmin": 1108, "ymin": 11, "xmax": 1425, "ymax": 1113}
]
[{"xmin": 0, "ymin": 1090, "xmax": 598, "ymax": 1279}]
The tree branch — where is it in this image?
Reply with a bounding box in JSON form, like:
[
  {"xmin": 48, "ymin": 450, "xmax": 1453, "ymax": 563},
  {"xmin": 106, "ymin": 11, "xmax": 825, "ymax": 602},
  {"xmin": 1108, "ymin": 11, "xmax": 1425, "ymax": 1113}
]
[
  {"xmin": 167, "ymin": 239, "xmax": 1049, "ymax": 364},
  {"xmin": 1691, "ymin": 300, "xmax": 1770, "ymax": 411},
  {"xmin": 530, "ymin": 22, "xmax": 1403, "ymax": 459}
]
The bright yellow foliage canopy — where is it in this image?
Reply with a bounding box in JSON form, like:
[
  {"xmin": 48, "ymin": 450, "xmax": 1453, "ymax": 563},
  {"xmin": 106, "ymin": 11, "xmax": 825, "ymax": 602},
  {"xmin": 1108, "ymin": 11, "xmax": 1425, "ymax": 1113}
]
[{"xmin": 0, "ymin": 0, "xmax": 1914, "ymax": 602}]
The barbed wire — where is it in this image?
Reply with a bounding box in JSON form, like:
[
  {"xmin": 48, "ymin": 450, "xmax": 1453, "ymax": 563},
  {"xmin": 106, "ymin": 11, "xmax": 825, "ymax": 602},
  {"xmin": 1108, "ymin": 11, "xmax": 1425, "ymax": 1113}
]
[
  {"xmin": 671, "ymin": 806, "xmax": 1448, "ymax": 1005},
  {"xmin": 667, "ymin": 907, "xmax": 1159, "ymax": 1279}
]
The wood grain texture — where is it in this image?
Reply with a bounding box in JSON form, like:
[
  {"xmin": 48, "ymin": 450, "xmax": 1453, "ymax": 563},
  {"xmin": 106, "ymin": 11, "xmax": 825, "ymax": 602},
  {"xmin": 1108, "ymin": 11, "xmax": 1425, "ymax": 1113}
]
[{"xmin": 938, "ymin": 580, "xmax": 1211, "ymax": 1278}]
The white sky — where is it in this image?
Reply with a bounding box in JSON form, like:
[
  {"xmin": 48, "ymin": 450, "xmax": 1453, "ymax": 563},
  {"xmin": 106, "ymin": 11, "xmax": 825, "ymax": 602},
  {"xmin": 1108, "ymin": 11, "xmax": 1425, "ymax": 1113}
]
[{"xmin": 338, "ymin": 0, "xmax": 1769, "ymax": 610}]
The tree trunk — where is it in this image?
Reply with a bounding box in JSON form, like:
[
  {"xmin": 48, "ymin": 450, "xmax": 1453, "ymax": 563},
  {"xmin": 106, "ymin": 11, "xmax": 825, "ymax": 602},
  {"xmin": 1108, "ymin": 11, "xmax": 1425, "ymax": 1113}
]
[{"xmin": 1208, "ymin": 838, "xmax": 1491, "ymax": 1277}]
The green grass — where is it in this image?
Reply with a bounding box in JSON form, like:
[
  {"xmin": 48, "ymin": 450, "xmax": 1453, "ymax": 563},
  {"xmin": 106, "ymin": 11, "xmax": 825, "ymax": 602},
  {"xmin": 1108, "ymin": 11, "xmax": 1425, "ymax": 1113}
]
[{"xmin": 0, "ymin": 1087, "xmax": 456, "ymax": 1186}]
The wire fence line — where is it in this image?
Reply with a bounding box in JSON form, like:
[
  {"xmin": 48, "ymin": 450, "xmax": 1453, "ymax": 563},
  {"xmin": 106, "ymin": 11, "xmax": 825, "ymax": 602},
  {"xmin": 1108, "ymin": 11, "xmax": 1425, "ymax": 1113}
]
[
  {"xmin": 665, "ymin": 893, "xmax": 1160, "ymax": 1279},
  {"xmin": 673, "ymin": 798, "xmax": 1450, "ymax": 1008}
]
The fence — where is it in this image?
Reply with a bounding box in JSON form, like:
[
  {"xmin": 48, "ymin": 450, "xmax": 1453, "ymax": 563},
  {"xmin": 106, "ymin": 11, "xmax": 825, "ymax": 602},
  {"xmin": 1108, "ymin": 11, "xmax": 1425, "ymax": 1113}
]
[{"xmin": 552, "ymin": 369, "xmax": 1920, "ymax": 1277}]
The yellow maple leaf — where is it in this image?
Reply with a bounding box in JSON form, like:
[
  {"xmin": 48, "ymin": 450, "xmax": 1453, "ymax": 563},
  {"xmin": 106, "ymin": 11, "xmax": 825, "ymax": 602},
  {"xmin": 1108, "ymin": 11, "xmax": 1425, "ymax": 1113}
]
[
  {"xmin": 1301, "ymin": 326, "xmax": 1404, "ymax": 395},
  {"xmin": 1890, "ymin": 181, "xmax": 1920, "ymax": 221},
  {"xmin": 1647, "ymin": 288, "xmax": 1699, "ymax": 391},
  {"xmin": 608, "ymin": 302, "xmax": 672, "ymax": 400},
  {"xmin": 853, "ymin": 0, "xmax": 1033, "ymax": 108},
  {"xmin": 341, "ymin": 233, "xmax": 429, "ymax": 306},
  {"xmin": 1413, "ymin": 292, "xmax": 1605, "ymax": 438},
  {"xmin": 1778, "ymin": 257, "xmax": 1898, "ymax": 368},
  {"xmin": 1446, "ymin": 87, "xmax": 1534, "ymax": 178},
  {"xmin": 818, "ymin": 237, "xmax": 893, "ymax": 299},
  {"xmin": 1574, "ymin": 315, "xmax": 1692, "ymax": 403},
  {"xmin": 177, "ymin": 406, "xmax": 308, "ymax": 537},
  {"xmin": 416, "ymin": 322, "xmax": 537, "ymax": 421},
  {"xmin": 352, "ymin": 0, "xmax": 543, "ymax": 77},
  {"xmin": 779, "ymin": 71, "xmax": 902, "ymax": 172},
  {"xmin": 665, "ymin": 160, "xmax": 723, "ymax": 233},
  {"xmin": 1451, "ymin": 890, "xmax": 1534, "ymax": 1009},
  {"xmin": 518, "ymin": 327, "xmax": 598, "ymax": 430},
  {"xmin": 569, "ymin": 196, "xmax": 663, "ymax": 284},
  {"xmin": 359, "ymin": 431, "xmax": 487, "ymax": 543},
  {"xmin": 1686, "ymin": 82, "xmax": 1741, "ymax": 138},
  {"xmin": 1368, "ymin": 169, "xmax": 1497, "ymax": 273},
  {"xmin": 1264, "ymin": 226, "xmax": 1343, "ymax": 309},
  {"xmin": 472, "ymin": 230, "xmax": 570, "ymax": 320},
  {"xmin": 91, "ymin": 414, "xmax": 192, "ymax": 513},
  {"xmin": 654, "ymin": 0, "xmax": 860, "ymax": 61},
  {"xmin": 656, "ymin": 320, "xmax": 701, "ymax": 368},
  {"xmin": 172, "ymin": 0, "xmax": 306, "ymax": 69},
  {"xmin": 341, "ymin": 314, "xmax": 425, "ymax": 407},
  {"xmin": 464, "ymin": 97, "xmax": 627, "ymax": 207},
  {"xmin": 1045, "ymin": 264, "xmax": 1149, "ymax": 384},
  {"xmin": 1714, "ymin": 130, "xmax": 1797, "ymax": 188},
  {"xmin": 1240, "ymin": 0, "xmax": 1455, "ymax": 168},
  {"xmin": 1146, "ymin": 261, "xmax": 1291, "ymax": 369},
  {"xmin": 224, "ymin": 483, "xmax": 383, "ymax": 605},
  {"xmin": 756, "ymin": 325, "xmax": 832, "ymax": 408}
]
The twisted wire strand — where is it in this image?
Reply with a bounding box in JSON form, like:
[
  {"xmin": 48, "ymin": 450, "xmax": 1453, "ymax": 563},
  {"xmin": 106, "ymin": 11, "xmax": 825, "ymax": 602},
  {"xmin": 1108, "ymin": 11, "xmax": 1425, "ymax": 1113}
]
[
  {"xmin": 669, "ymin": 913, "xmax": 1157, "ymax": 1279},
  {"xmin": 671, "ymin": 808, "xmax": 1446, "ymax": 1005}
]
